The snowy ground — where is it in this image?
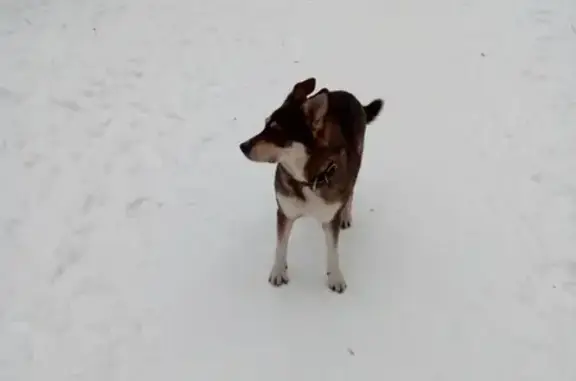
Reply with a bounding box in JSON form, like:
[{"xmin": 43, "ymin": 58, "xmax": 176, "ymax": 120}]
[{"xmin": 1, "ymin": 0, "xmax": 576, "ymax": 379}]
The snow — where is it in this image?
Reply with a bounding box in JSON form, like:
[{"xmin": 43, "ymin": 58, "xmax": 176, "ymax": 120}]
[{"xmin": 1, "ymin": 0, "xmax": 576, "ymax": 379}]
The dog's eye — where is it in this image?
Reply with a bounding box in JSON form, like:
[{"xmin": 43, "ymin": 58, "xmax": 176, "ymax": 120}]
[
  {"xmin": 265, "ymin": 117, "xmax": 280, "ymax": 129},
  {"xmin": 268, "ymin": 121, "xmax": 281, "ymax": 130}
]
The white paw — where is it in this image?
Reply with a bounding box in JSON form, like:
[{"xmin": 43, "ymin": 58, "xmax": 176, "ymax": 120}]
[
  {"xmin": 340, "ymin": 214, "xmax": 352, "ymax": 229},
  {"xmin": 268, "ymin": 264, "xmax": 289, "ymax": 287},
  {"xmin": 340, "ymin": 207, "xmax": 352, "ymax": 229},
  {"xmin": 327, "ymin": 269, "xmax": 347, "ymax": 293}
]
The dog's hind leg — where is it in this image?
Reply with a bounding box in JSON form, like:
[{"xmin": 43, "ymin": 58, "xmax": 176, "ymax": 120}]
[
  {"xmin": 340, "ymin": 193, "xmax": 353, "ymax": 229},
  {"xmin": 323, "ymin": 215, "xmax": 347, "ymax": 293},
  {"xmin": 269, "ymin": 208, "xmax": 294, "ymax": 287}
]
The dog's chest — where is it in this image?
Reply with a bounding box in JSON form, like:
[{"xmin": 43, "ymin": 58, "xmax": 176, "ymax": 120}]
[{"xmin": 276, "ymin": 189, "xmax": 342, "ymax": 223}]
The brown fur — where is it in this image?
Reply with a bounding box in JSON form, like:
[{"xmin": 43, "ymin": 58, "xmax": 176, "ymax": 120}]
[{"xmin": 239, "ymin": 77, "xmax": 384, "ymax": 293}]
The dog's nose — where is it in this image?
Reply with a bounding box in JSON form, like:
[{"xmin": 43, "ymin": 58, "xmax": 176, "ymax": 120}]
[{"xmin": 239, "ymin": 141, "xmax": 250, "ymax": 156}]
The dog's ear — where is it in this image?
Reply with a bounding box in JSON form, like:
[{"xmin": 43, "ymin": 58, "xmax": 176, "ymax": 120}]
[
  {"xmin": 289, "ymin": 77, "xmax": 316, "ymax": 103},
  {"xmin": 303, "ymin": 90, "xmax": 328, "ymax": 131}
]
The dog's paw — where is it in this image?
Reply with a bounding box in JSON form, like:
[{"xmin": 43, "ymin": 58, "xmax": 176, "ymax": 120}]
[
  {"xmin": 340, "ymin": 212, "xmax": 352, "ymax": 229},
  {"xmin": 268, "ymin": 264, "xmax": 289, "ymax": 287},
  {"xmin": 327, "ymin": 270, "xmax": 347, "ymax": 293}
]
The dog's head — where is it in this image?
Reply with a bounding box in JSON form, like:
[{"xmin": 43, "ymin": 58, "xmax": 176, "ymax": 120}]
[{"xmin": 239, "ymin": 77, "xmax": 329, "ymax": 166}]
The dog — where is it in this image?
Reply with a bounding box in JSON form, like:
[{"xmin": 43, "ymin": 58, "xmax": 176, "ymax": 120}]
[{"xmin": 239, "ymin": 77, "xmax": 384, "ymax": 293}]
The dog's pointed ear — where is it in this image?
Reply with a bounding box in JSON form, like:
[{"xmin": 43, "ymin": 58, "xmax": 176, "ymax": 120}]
[
  {"xmin": 303, "ymin": 90, "xmax": 328, "ymax": 131},
  {"xmin": 290, "ymin": 77, "xmax": 316, "ymax": 103}
]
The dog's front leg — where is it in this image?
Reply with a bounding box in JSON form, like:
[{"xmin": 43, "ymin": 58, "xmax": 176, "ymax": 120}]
[
  {"xmin": 269, "ymin": 208, "xmax": 294, "ymax": 287},
  {"xmin": 323, "ymin": 214, "xmax": 347, "ymax": 293},
  {"xmin": 340, "ymin": 192, "xmax": 353, "ymax": 229}
]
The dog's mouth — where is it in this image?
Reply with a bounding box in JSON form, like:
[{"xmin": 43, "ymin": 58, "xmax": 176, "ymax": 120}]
[
  {"xmin": 246, "ymin": 155, "xmax": 278, "ymax": 164},
  {"xmin": 239, "ymin": 140, "xmax": 280, "ymax": 163}
]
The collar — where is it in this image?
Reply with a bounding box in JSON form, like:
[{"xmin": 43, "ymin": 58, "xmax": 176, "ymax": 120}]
[{"xmin": 281, "ymin": 161, "xmax": 338, "ymax": 191}]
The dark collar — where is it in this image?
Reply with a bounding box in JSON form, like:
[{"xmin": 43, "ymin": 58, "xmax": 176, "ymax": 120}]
[{"xmin": 281, "ymin": 161, "xmax": 338, "ymax": 190}]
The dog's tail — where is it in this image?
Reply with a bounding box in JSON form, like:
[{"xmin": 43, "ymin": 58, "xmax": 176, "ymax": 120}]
[{"xmin": 363, "ymin": 99, "xmax": 384, "ymax": 124}]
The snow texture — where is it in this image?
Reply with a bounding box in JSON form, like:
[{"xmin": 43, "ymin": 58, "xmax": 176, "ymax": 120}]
[{"xmin": 1, "ymin": 0, "xmax": 576, "ymax": 379}]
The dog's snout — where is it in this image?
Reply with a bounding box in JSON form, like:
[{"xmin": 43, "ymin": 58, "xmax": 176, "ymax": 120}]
[{"xmin": 239, "ymin": 141, "xmax": 251, "ymax": 156}]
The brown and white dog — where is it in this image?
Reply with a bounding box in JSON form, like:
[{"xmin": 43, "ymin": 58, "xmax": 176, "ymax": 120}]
[{"xmin": 239, "ymin": 77, "xmax": 384, "ymax": 293}]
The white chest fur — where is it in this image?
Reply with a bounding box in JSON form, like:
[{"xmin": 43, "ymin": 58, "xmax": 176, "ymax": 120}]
[{"xmin": 276, "ymin": 189, "xmax": 342, "ymax": 223}]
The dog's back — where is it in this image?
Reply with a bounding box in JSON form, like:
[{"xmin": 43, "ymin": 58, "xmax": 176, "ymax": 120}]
[
  {"xmin": 319, "ymin": 89, "xmax": 383, "ymax": 148},
  {"xmin": 319, "ymin": 90, "xmax": 384, "ymax": 184}
]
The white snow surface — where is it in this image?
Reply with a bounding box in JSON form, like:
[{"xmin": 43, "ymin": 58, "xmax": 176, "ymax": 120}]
[{"xmin": 1, "ymin": 0, "xmax": 576, "ymax": 379}]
